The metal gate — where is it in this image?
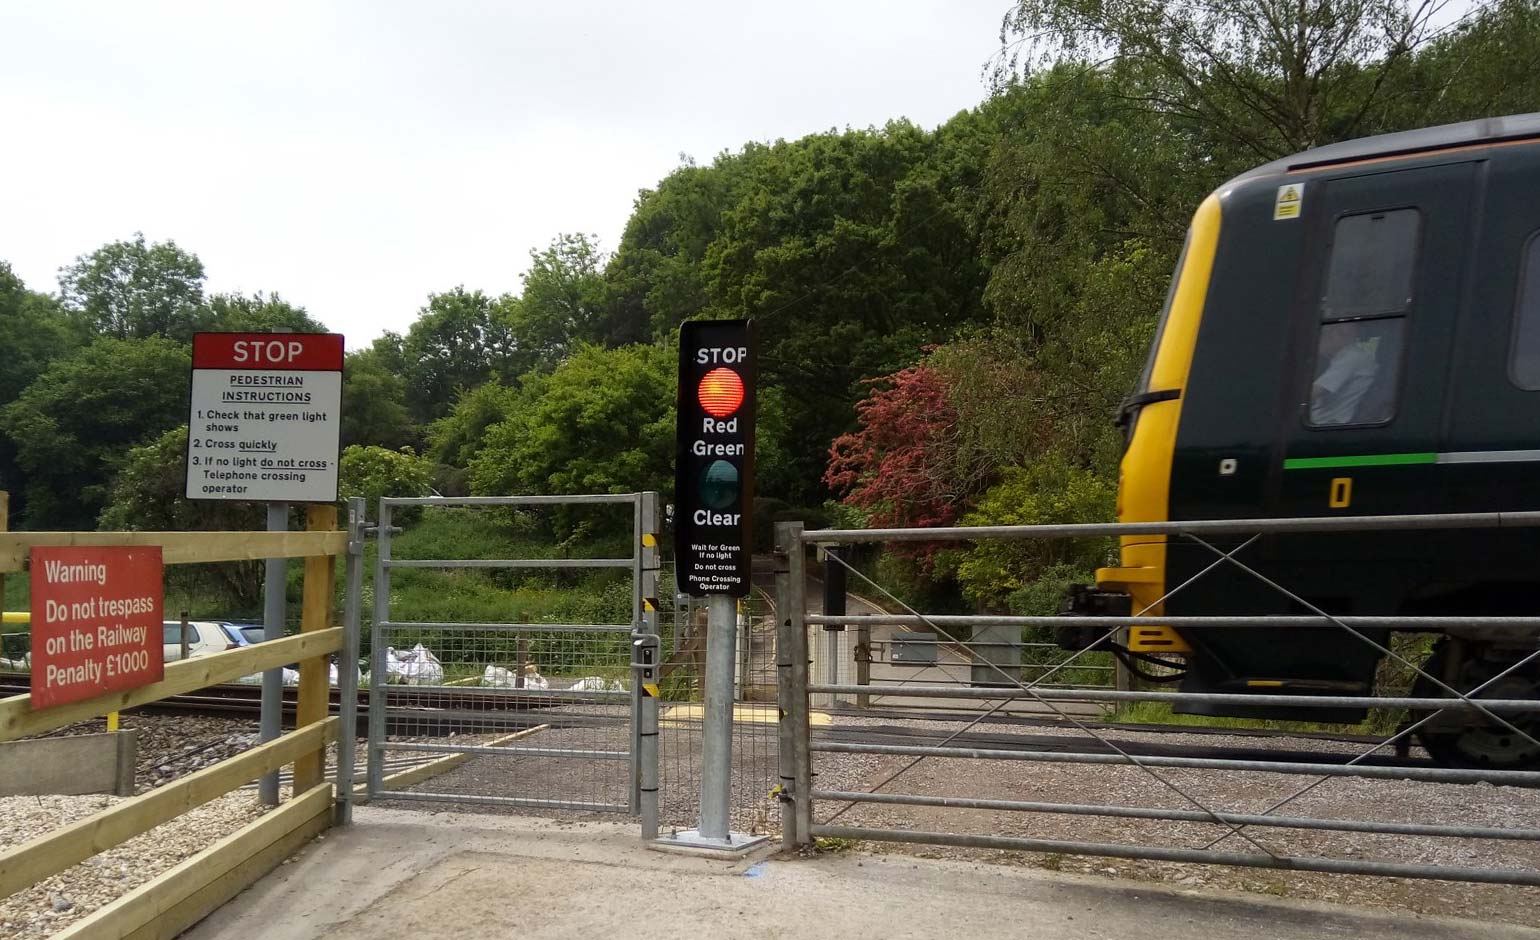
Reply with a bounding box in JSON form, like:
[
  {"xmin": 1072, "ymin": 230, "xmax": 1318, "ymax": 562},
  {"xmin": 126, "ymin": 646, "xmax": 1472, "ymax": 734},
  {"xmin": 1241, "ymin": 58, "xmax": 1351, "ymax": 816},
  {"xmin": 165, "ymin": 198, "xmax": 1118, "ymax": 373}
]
[
  {"xmin": 365, "ymin": 493, "xmax": 660, "ymax": 819},
  {"xmin": 775, "ymin": 513, "xmax": 1540, "ymax": 888}
]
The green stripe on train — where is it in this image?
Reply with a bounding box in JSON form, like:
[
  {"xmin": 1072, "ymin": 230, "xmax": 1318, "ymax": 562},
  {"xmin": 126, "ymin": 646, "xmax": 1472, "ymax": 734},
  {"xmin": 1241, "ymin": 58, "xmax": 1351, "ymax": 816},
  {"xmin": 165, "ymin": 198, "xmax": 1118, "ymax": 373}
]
[{"xmin": 1281, "ymin": 452, "xmax": 1437, "ymax": 470}]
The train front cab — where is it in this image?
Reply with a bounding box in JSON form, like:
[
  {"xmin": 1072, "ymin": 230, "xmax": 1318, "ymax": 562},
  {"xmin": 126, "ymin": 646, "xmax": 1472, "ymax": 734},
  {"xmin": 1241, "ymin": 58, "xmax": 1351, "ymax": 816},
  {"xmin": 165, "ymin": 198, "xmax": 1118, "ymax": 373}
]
[{"xmin": 1089, "ymin": 116, "xmax": 1540, "ymax": 767}]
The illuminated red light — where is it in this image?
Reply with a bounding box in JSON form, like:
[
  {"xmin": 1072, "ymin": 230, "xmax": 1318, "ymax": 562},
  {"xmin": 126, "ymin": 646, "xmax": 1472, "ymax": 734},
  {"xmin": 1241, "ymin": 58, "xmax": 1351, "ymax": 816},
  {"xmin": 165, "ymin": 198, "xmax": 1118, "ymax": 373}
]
[{"xmin": 697, "ymin": 368, "xmax": 744, "ymax": 417}]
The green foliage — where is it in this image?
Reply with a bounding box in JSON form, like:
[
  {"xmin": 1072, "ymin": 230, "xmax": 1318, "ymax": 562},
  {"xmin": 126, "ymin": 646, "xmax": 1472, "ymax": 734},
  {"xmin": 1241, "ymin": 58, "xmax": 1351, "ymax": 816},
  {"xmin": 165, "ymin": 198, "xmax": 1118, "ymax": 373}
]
[
  {"xmin": 399, "ymin": 287, "xmax": 521, "ymax": 422},
  {"xmin": 201, "ymin": 292, "xmax": 325, "ymax": 333},
  {"xmin": 0, "ymin": 263, "xmax": 89, "ymax": 513},
  {"xmin": 1, "ymin": 336, "xmax": 190, "ymax": 527},
  {"xmin": 57, "ymin": 233, "xmax": 207, "ymax": 341},
  {"xmin": 469, "ymin": 344, "xmax": 675, "ymax": 501},
  {"xmin": 339, "ymin": 445, "xmax": 433, "ymax": 507},
  {"xmin": 507, "ymin": 233, "xmax": 611, "ymax": 369},
  {"xmin": 947, "ymin": 456, "xmax": 1115, "ymax": 611},
  {"xmin": 342, "ymin": 346, "xmax": 416, "ymax": 450},
  {"xmin": 426, "ymin": 380, "xmax": 520, "ymax": 469},
  {"xmin": 996, "ymin": 0, "xmax": 1511, "ymax": 157},
  {"xmin": 0, "ymin": 263, "xmax": 87, "ymax": 406},
  {"xmin": 98, "ymin": 425, "xmax": 268, "ymax": 606}
]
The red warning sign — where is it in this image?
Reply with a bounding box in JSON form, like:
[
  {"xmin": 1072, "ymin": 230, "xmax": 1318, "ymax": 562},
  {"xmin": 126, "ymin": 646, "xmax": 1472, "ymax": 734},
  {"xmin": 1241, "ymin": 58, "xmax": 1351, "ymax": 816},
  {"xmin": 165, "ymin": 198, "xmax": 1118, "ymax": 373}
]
[{"xmin": 30, "ymin": 546, "xmax": 164, "ymax": 709}]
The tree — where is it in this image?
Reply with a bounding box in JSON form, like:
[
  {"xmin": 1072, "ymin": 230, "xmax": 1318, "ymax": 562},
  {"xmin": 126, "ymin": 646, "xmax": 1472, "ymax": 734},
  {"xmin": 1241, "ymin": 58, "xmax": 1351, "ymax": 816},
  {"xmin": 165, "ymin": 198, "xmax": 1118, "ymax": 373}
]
[
  {"xmin": 99, "ymin": 426, "xmax": 267, "ymax": 606},
  {"xmin": 0, "ymin": 262, "xmax": 87, "ymax": 404},
  {"xmin": 201, "ymin": 292, "xmax": 326, "ymax": 333},
  {"xmin": 426, "ymin": 380, "xmax": 519, "ymax": 470},
  {"xmin": 341, "ymin": 347, "xmax": 416, "ymax": 450},
  {"xmin": 0, "ymin": 262, "xmax": 89, "ymax": 518},
  {"xmin": 469, "ymin": 345, "xmax": 675, "ymax": 501},
  {"xmin": 339, "ymin": 445, "xmax": 433, "ymax": 506},
  {"xmin": 824, "ymin": 363, "xmax": 972, "ymax": 572},
  {"xmin": 996, "ymin": 0, "xmax": 1540, "ymax": 160},
  {"xmin": 508, "ymin": 233, "xmax": 610, "ymax": 369},
  {"xmin": 1, "ymin": 337, "xmax": 190, "ymax": 527},
  {"xmin": 58, "ymin": 233, "xmax": 207, "ymax": 340},
  {"xmin": 608, "ymin": 120, "xmax": 998, "ymax": 505},
  {"xmin": 399, "ymin": 288, "xmax": 520, "ymax": 422},
  {"xmin": 948, "ymin": 456, "xmax": 1114, "ymax": 612}
]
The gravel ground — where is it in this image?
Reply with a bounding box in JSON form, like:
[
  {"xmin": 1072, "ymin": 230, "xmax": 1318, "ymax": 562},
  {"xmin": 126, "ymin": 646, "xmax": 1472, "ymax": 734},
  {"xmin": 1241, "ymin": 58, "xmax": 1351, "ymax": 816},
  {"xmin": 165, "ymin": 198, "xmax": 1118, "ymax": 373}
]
[
  {"xmin": 0, "ymin": 790, "xmax": 275, "ymax": 939},
  {"xmin": 811, "ymin": 713, "xmax": 1540, "ymax": 926},
  {"xmin": 35, "ymin": 714, "xmax": 262, "ymax": 792}
]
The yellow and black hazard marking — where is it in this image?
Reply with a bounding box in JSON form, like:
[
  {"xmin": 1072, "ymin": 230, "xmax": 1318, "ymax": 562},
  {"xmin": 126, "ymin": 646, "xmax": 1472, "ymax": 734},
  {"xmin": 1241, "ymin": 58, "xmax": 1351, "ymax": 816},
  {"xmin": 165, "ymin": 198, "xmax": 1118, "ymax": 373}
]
[
  {"xmin": 1273, "ymin": 182, "xmax": 1305, "ymax": 219},
  {"xmin": 642, "ymin": 533, "xmax": 658, "ymax": 548},
  {"xmin": 642, "ymin": 682, "xmax": 661, "ymax": 698},
  {"xmin": 643, "ymin": 596, "xmax": 660, "ymax": 612}
]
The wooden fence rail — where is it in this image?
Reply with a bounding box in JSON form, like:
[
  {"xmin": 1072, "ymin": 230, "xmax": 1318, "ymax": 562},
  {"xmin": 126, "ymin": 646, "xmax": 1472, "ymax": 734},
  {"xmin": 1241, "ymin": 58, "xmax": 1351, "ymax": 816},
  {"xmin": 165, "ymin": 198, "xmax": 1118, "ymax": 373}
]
[{"xmin": 0, "ymin": 498, "xmax": 351, "ymax": 940}]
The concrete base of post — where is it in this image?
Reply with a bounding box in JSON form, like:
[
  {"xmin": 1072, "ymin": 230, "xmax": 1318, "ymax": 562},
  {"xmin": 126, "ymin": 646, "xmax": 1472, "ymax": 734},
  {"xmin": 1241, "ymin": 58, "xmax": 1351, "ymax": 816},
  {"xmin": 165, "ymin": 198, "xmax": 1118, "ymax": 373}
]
[{"xmin": 650, "ymin": 829, "xmax": 771, "ymax": 859}]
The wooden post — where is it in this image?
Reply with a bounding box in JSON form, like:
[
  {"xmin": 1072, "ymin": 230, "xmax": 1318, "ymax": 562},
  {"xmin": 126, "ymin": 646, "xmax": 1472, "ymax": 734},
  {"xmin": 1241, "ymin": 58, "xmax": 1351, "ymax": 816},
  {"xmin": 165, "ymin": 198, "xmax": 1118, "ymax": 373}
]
[
  {"xmin": 0, "ymin": 491, "xmax": 7, "ymax": 630},
  {"xmin": 292, "ymin": 505, "xmax": 338, "ymax": 794}
]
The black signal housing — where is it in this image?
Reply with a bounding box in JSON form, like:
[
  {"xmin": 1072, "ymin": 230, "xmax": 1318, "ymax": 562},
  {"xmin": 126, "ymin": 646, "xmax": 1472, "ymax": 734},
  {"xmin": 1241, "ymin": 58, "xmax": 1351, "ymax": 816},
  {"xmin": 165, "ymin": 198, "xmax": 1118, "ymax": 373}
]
[{"xmin": 675, "ymin": 320, "xmax": 757, "ymax": 597}]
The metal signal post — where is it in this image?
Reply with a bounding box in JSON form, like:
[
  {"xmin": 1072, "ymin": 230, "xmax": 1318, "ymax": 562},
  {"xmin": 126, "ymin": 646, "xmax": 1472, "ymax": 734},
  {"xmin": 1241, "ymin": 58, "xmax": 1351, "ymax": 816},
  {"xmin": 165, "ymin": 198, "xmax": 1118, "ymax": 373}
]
[{"xmin": 659, "ymin": 319, "xmax": 767, "ymax": 855}]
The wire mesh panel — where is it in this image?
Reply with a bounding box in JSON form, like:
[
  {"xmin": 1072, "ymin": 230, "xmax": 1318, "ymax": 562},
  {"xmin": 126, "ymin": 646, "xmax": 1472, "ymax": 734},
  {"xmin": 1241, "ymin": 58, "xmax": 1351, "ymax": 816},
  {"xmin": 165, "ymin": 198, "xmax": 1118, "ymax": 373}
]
[
  {"xmin": 366, "ymin": 495, "xmax": 645, "ymax": 815},
  {"xmin": 653, "ymin": 561, "xmax": 781, "ymax": 837}
]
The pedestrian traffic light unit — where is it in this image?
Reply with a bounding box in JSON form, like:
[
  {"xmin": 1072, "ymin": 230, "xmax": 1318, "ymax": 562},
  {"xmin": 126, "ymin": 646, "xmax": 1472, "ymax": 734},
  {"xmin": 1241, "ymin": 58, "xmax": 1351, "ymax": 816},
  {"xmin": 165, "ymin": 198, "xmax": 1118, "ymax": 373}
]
[{"xmin": 675, "ymin": 319, "xmax": 756, "ymax": 598}]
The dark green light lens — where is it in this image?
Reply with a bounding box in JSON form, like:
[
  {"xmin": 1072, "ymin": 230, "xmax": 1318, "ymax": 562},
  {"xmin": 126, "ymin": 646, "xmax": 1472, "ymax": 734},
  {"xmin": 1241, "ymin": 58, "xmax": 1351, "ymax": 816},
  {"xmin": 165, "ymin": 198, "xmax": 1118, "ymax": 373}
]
[{"xmin": 699, "ymin": 459, "xmax": 739, "ymax": 510}]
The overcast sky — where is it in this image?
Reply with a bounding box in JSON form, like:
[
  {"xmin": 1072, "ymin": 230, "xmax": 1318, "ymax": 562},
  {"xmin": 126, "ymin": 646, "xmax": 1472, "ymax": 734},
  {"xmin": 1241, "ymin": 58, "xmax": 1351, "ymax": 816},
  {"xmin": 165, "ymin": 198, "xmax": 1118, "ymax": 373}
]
[{"xmin": 0, "ymin": 1, "xmax": 1009, "ymax": 347}]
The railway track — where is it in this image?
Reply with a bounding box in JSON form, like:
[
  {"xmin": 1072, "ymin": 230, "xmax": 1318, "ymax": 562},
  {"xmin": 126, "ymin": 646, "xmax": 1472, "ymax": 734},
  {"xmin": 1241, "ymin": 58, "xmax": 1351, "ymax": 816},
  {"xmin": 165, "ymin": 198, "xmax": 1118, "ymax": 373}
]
[
  {"xmin": 4, "ymin": 674, "xmax": 1492, "ymax": 780},
  {"xmin": 0, "ymin": 676, "xmax": 590, "ymax": 737}
]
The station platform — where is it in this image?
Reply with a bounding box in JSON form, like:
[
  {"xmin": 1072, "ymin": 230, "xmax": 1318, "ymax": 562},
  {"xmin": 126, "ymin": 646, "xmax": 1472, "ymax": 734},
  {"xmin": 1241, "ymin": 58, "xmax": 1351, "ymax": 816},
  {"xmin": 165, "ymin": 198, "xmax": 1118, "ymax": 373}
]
[{"xmin": 184, "ymin": 807, "xmax": 1535, "ymax": 940}]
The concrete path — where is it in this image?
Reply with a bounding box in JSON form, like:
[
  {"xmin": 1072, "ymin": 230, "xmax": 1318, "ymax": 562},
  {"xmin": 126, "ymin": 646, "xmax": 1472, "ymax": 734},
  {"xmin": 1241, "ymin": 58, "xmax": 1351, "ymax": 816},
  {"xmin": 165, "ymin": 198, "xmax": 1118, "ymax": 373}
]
[{"xmin": 185, "ymin": 808, "xmax": 1537, "ymax": 940}]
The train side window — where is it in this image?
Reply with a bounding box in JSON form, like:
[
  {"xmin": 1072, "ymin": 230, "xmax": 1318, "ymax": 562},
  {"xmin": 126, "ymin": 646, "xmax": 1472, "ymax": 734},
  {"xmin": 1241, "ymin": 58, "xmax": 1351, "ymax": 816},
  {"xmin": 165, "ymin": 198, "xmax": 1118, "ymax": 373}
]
[
  {"xmin": 1309, "ymin": 318, "xmax": 1403, "ymax": 426},
  {"xmin": 1321, "ymin": 209, "xmax": 1420, "ymax": 319},
  {"xmin": 1509, "ymin": 234, "xmax": 1540, "ymax": 389}
]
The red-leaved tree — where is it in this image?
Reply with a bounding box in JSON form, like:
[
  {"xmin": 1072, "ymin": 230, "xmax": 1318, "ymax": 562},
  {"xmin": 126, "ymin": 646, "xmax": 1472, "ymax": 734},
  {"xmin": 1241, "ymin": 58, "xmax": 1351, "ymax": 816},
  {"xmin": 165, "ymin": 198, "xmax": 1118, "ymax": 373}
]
[{"xmin": 824, "ymin": 363, "xmax": 967, "ymax": 567}]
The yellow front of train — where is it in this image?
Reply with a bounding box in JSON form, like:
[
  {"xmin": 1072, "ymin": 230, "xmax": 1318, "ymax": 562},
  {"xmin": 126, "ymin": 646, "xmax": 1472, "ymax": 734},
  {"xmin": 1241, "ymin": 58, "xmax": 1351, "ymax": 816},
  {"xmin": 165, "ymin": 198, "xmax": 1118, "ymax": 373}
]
[{"xmin": 1094, "ymin": 192, "xmax": 1226, "ymax": 654}]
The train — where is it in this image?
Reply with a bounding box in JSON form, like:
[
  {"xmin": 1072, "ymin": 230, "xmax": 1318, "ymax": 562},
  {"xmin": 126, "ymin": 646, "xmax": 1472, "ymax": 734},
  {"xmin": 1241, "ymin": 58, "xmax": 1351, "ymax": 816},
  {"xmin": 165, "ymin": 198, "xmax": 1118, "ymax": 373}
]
[{"xmin": 1060, "ymin": 113, "xmax": 1540, "ymax": 768}]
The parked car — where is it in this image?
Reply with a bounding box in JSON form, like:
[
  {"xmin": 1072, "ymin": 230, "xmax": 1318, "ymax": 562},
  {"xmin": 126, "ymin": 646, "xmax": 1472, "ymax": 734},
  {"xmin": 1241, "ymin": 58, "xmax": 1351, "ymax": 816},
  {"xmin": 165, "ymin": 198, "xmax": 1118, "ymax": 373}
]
[
  {"xmin": 161, "ymin": 620, "xmax": 239, "ymax": 662},
  {"xmin": 217, "ymin": 622, "xmax": 266, "ymax": 647}
]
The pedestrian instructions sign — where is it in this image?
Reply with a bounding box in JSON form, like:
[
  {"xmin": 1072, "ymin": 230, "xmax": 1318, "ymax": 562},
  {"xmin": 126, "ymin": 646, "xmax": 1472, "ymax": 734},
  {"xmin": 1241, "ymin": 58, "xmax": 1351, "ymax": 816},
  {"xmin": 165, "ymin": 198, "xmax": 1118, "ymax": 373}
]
[
  {"xmin": 186, "ymin": 333, "xmax": 344, "ymax": 502},
  {"xmin": 30, "ymin": 546, "xmax": 163, "ymax": 709}
]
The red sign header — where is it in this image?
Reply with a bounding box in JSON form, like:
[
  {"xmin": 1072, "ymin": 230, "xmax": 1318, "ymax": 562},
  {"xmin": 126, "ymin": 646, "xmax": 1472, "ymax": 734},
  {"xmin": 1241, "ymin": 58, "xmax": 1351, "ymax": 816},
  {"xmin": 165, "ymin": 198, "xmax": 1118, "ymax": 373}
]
[
  {"xmin": 193, "ymin": 333, "xmax": 344, "ymax": 371},
  {"xmin": 30, "ymin": 546, "xmax": 164, "ymax": 710}
]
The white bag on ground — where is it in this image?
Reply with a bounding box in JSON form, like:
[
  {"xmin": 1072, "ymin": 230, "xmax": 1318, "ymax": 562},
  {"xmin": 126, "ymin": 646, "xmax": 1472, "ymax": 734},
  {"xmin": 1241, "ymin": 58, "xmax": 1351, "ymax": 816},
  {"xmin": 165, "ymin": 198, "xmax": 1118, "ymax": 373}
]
[
  {"xmin": 482, "ymin": 663, "xmax": 549, "ymax": 690},
  {"xmin": 568, "ymin": 676, "xmax": 625, "ymax": 692},
  {"xmin": 385, "ymin": 644, "xmax": 444, "ymax": 685},
  {"xmin": 235, "ymin": 666, "xmax": 299, "ymax": 685}
]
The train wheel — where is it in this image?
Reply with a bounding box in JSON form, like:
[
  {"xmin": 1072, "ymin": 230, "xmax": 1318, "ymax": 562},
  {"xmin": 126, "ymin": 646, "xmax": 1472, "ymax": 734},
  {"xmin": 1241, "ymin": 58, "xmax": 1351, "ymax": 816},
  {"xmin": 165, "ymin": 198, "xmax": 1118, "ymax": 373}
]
[{"xmin": 1412, "ymin": 644, "xmax": 1540, "ymax": 770}]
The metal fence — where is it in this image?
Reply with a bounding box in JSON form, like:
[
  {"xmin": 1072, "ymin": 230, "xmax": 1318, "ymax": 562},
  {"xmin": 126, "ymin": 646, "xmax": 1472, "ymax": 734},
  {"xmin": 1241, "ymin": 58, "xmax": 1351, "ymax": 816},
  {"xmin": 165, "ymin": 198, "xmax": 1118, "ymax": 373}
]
[
  {"xmin": 804, "ymin": 551, "xmax": 1117, "ymax": 712},
  {"xmin": 365, "ymin": 494, "xmax": 654, "ymax": 817},
  {"xmin": 774, "ymin": 512, "xmax": 1540, "ymax": 887},
  {"xmin": 652, "ymin": 562, "xmax": 780, "ymax": 837}
]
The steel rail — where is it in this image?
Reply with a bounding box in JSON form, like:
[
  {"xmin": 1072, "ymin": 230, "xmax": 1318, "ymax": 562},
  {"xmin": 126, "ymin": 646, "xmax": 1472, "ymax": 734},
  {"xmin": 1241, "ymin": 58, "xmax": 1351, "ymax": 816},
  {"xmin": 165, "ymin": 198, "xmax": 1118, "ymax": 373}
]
[
  {"xmin": 809, "ymin": 824, "xmax": 1540, "ymax": 886},
  {"xmin": 808, "ymin": 613, "xmax": 1540, "ymax": 629},
  {"xmin": 381, "ymin": 494, "xmax": 640, "ymax": 506},
  {"xmin": 801, "ymin": 509, "xmax": 1540, "ymax": 543},
  {"xmin": 386, "ymin": 741, "xmax": 631, "ymax": 760},
  {"xmin": 378, "ymin": 790, "xmax": 628, "ymax": 813},
  {"xmin": 813, "ymin": 740, "xmax": 1540, "ymax": 784},
  {"xmin": 384, "ymin": 558, "xmax": 634, "ymax": 569},
  {"xmin": 810, "ymin": 789, "xmax": 1540, "ymax": 841},
  {"xmin": 808, "ymin": 682, "xmax": 1540, "ymax": 712},
  {"xmin": 378, "ymin": 620, "xmax": 635, "ymax": 634}
]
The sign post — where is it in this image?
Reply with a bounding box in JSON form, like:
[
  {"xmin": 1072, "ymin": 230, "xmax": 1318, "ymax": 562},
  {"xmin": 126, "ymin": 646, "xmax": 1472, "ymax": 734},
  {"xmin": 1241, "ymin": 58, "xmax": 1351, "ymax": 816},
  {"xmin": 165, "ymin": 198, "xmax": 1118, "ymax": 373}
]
[
  {"xmin": 30, "ymin": 547, "xmax": 163, "ymax": 710},
  {"xmin": 659, "ymin": 319, "xmax": 767, "ymax": 855},
  {"xmin": 187, "ymin": 331, "xmax": 344, "ymax": 804}
]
